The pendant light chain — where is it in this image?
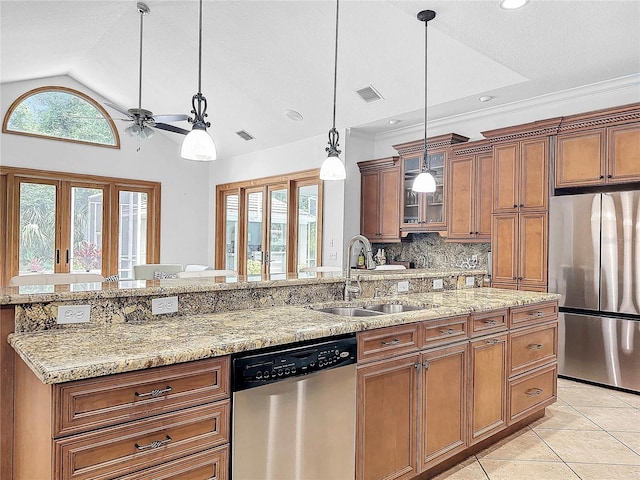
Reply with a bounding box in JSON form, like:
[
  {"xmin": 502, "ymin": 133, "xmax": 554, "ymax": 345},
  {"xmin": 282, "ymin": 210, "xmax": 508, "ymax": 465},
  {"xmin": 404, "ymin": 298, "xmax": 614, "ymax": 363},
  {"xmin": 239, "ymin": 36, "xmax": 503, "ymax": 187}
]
[
  {"xmin": 197, "ymin": 0, "xmax": 203, "ymax": 95},
  {"xmin": 423, "ymin": 15, "xmax": 428, "ymax": 172},
  {"xmin": 331, "ymin": 0, "xmax": 339, "ymax": 131}
]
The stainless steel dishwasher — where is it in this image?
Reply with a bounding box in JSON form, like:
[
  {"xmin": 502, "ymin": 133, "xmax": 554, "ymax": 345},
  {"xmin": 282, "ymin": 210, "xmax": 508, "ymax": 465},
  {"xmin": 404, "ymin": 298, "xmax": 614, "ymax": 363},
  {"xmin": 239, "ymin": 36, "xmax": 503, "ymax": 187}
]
[{"xmin": 231, "ymin": 334, "xmax": 357, "ymax": 480}]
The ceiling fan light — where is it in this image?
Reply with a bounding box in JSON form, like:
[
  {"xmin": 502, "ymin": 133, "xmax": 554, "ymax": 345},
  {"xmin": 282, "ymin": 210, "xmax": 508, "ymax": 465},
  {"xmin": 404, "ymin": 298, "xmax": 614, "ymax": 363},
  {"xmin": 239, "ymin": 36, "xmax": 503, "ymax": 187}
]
[
  {"xmin": 140, "ymin": 126, "xmax": 155, "ymax": 139},
  {"xmin": 412, "ymin": 171, "xmax": 436, "ymax": 193},
  {"xmin": 181, "ymin": 128, "xmax": 217, "ymax": 161},
  {"xmin": 320, "ymin": 153, "xmax": 346, "ymax": 181}
]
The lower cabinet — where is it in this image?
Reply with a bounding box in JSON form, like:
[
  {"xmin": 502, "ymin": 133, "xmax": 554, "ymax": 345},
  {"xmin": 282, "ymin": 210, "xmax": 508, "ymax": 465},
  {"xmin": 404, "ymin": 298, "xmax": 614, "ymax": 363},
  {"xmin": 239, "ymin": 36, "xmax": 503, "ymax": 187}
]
[
  {"xmin": 13, "ymin": 356, "xmax": 230, "ymax": 480},
  {"xmin": 356, "ymin": 353, "xmax": 420, "ymax": 480}
]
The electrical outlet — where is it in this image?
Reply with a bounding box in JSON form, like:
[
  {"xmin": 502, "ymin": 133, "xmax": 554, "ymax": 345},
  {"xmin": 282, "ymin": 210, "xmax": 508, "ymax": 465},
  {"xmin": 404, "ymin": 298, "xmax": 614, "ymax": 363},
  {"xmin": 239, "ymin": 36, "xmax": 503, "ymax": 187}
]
[
  {"xmin": 397, "ymin": 280, "xmax": 409, "ymax": 293},
  {"xmin": 433, "ymin": 278, "xmax": 444, "ymax": 290},
  {"xmin": 329, "ymin": 251, "xmax": 338, "ymax": 260},
  {"xmin": 466, "ymin": 276, "xmax": 475, "ymax": 287},
  {"xmin": 57, "ymin": 305, "xmax": 91, "ymax": 324},
  {"xmin": 152, "ymin": 296, "xmax": 179, "ymax": 315}
]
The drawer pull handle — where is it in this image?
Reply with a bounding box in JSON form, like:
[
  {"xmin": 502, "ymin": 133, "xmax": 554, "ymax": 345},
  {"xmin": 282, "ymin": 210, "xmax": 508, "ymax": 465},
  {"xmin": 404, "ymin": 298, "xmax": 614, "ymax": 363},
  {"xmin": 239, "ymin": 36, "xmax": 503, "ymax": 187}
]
[
  {"xmin": 135, "ymin": 435, "xmax": 172, "ymax": 451},
  {"xmin": 528, "ymin": 311, "xmax": 545, "ymax": 317},
  {"xmin": 381, "ymin": 339, "xmax": 400, "ymax": 346},
  {"xmin": 439, "ymin": 328, "xmax": 456, "ymax": 335},
  {"xmin": 135, "ymin": 386, "xmax": 172, "ymax": 398},
  {"xmin": 483, "ymin": 320, "xmax": 498, "ymax": 325},
  {"xmin": 485, "ymin": 339, "xmax": 499, "ymax": 345},
  {"xmin": 527, "ymin": 343, "xmax": 544, "ymax": 350},
  {"xmin": 525, "ymin": 388, "xmax": 543, "ymax": 397}
]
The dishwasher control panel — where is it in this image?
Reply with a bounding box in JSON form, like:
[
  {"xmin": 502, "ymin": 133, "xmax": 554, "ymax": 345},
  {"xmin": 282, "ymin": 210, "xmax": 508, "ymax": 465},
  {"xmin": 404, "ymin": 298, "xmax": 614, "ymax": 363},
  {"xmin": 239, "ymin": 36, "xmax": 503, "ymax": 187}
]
[{"xmin": 232, "ymin": 335, "xmax": 357, "ymax": 391}]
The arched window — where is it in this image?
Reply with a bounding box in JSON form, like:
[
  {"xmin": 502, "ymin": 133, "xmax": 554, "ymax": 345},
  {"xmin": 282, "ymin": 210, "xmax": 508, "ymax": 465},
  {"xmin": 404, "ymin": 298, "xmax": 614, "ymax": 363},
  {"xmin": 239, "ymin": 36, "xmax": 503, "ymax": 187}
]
[{"xmin": 2, "ymin": 86, "xmax": 120, "ymax": 148}]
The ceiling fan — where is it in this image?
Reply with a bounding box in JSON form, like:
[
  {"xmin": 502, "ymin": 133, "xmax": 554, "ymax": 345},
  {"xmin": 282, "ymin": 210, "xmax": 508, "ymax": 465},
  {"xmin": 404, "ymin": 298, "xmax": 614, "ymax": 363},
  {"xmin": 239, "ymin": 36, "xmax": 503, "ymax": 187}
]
[{"xmin": 105, "ymin": 2, "xmax": 190, "ymax": 142}]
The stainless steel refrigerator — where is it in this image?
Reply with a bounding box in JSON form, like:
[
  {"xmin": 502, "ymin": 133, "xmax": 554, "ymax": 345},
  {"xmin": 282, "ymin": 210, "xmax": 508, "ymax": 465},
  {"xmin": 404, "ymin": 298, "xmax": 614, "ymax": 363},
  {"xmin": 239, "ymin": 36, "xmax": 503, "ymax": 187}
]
[{"xmin": 549, "ymin": 191, "xmax": 640, "ymax": 392}]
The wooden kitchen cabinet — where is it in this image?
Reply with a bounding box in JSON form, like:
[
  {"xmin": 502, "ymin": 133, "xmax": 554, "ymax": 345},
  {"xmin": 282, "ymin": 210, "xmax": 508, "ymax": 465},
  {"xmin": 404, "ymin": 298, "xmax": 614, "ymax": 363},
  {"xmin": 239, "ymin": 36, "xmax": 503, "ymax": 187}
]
[
  {"xmin": 13, "ymin": 356, "xmax": 231, "ymax": 480},
  {"xmin": 468, "ymin": 333, "xmax": 508, "ymax": 445},
  {"xmin": 492, "ymin": 212, "xmax": 548, "ymax": 291},
  {"xmin": 358, "ymin": 157, "xmax": 401, "ymax": 242},
  {"xmin": 419, "ymin": 342, "xmax": 468, "ymax": 471},
  {"xmin": 447, "ymin": 143, "xmax": 493, "ymax": 241},
  {"xmin": 555, "ymin": 123, "xmax": 640, "ymax": 188},
  {"xmin": 356, "ymin": 353, "xmax": 420, "ymax": 480},
  {"xmin": 393, "ymin": 134, "xmax": 469, "ymax": 235},
  {"xmin": 493, "ymin": 138, "xmax": 548, "ymax": 213}
]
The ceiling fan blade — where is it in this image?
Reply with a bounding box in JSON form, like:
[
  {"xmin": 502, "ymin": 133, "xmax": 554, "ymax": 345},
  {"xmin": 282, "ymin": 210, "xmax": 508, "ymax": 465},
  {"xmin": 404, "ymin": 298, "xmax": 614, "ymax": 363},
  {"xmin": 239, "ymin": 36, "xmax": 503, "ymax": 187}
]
[
  {"xmin": 154, "ymin": 123, "xmax": 190, "ymax": 135},
  {"xmin": 104, "ymin": 101, "xmax": 132, "ymax": 117},
  {"xmin": 152, "ymin": 114, "xmax": 190, "ymax": 122}
]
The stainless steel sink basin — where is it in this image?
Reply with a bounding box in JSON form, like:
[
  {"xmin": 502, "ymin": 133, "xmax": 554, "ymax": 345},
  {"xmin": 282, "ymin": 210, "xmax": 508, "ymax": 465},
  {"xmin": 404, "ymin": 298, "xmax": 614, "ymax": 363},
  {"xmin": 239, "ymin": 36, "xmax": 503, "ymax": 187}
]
[
  {"xmin": 361, "ymin": 303, "xmax": 425, "ymax": 314},
  {"xmin": 314, "ymin": 307, "xmax": 383, "ymax": 317}
]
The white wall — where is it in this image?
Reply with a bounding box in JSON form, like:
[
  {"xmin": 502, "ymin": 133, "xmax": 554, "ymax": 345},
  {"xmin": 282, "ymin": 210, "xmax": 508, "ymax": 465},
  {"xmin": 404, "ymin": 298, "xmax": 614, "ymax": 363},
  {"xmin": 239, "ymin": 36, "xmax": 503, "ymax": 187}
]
[{"xmin": 0, "ymin": 75, "xmax": 212, "ymax": 267}]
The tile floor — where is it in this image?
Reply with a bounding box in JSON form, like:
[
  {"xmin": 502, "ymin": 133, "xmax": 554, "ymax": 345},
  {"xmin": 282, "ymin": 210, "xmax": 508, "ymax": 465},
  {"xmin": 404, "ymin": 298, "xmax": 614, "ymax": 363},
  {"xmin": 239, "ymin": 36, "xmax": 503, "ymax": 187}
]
[{"xmin": 435, "ymin": 378, "xmax": 640, "ymax": 480}]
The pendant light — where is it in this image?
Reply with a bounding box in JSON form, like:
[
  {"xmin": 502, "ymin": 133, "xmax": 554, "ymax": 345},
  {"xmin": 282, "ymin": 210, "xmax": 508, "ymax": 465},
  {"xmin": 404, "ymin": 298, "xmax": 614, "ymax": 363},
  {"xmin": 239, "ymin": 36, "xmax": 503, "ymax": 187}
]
[
  {"xmin": 181, "ymin": 0, "xmax": 217, "ymax": 161},
  {"xmin": 412, "ymin": 9, "xmax": 437, "ymax": 193},
  {"xmin": 320, "ymin": 0, "xmax": 346, "ymax": 181}
]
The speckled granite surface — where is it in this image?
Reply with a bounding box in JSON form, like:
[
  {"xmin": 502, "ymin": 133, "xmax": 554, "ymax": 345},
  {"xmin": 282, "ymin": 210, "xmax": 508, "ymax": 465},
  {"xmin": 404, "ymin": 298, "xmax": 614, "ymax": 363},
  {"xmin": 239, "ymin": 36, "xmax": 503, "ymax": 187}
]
[{"xmin": 9, "ymin": 288, "xmax": 558, "ymax": 385}]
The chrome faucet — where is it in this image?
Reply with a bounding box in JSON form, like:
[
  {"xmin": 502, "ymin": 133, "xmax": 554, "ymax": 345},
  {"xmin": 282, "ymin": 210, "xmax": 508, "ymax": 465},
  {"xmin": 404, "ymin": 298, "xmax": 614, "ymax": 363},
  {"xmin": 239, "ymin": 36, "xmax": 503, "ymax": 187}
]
[{"xmin": 345, "ymin": 234, "xmax": 375, "ymax": 301}]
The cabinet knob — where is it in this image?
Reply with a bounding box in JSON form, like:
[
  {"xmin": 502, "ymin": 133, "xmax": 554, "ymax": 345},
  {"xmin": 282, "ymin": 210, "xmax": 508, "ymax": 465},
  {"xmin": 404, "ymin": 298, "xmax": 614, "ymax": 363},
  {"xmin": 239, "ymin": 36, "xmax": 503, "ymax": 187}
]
[
  {"xmin": 513, "ymin": 204, "xmax": 518, "ymax": 209},
  {"xmin": 519, "ymin": 204, "xmax": 524, "ymax": 208},
  {"xmin": 599, "ymin": 175, "xmax": 604, "ymax": 179},
  {"xmin": 512, "ymin": 276, "xmax": 517, "ymax": 280},
  {"xmin": 469, "ymin": 231, "xmax": 474, "ymax": 235},
  {"xmin": 607, "ymin": 174, "xmax": 612, "ymax": 178},
  {"xmin": 475, "ymin": 231, "xmax": 479, "ymax": 235},
  {"xmin": 518, "ymin": 277, "xmax": 523, "ymax": 280}
]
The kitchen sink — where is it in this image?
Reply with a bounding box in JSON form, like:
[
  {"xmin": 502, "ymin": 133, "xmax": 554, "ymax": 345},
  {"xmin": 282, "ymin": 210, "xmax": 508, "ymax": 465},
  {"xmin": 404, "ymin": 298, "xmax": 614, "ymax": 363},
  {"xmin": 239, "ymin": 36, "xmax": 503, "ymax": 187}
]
[{"xmin": 313, "ymin": 303, "xmax": 431, "ymax": 317}]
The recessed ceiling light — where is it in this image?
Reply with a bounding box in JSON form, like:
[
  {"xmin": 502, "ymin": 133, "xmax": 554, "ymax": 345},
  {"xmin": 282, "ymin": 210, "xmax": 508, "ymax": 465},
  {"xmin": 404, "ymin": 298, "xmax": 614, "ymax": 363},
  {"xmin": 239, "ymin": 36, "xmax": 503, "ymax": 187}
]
[
  {"xmin": 388, "ymin": 119, "xmax": 401, "ymax": 125},
  {"xmin": 284, "ymin": 110, "xmax": 304, "ymax": 122},
  {"xmin": 500, "ymin": 0, "xmax": 528, "ymax": 9},
  {"xmin": 479, "ymin": 95, "xmax": 494, "ymax": 102}
]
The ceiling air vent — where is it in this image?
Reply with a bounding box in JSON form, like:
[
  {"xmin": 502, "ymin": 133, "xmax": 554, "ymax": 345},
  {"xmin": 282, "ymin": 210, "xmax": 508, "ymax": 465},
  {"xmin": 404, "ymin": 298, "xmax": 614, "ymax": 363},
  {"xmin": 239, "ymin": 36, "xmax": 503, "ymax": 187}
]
[
  {"xmin": 355, "ymin": 85, "xmax": 384, "ymax": 103},
  {"xmin": 235, "ymin": 130, "xmax": 255, "ymax": 141}
]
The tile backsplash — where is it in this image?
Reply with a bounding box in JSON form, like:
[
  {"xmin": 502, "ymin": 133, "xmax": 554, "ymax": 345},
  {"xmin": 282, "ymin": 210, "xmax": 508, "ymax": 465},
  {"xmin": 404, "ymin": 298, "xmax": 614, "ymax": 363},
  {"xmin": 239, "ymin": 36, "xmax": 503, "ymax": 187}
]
[{"xmin": 373, "ymin": 233, "xmax": 491, "ymax": 270}]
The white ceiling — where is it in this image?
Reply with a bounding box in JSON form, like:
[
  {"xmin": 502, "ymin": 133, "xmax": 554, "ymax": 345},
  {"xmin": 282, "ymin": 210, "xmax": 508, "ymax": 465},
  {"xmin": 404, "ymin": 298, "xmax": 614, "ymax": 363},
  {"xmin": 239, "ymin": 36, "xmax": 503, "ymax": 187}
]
[{"xmin": 2, "ymin": 0, "xmax": 639, "ymax": 159}]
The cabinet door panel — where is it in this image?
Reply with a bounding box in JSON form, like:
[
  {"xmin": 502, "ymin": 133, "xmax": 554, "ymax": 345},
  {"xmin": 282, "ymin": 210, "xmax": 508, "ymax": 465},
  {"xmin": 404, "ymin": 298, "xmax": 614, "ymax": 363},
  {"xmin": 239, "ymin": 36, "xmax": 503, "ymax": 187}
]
[
  {"xmin": 555, "ymin": 130, "xmax": 605, "ymax": 187},
  {"xmin": 447, "ymin": 156, "xmax": 474, "ymax": 239},
  {"xmin": 357, "ymin": 354, "xmax": 419, "ymax": 480},
  {"xmin": 469, "ymin": 334, "xmax": 508, "ymax": 445},
  {"xmin": 519, "ymin": 213, "xmax": 548, "ymax": 286},
  {"xmin": 361, "ymin": 172, "xmax": 381, "ymax": 239},
  {"xmin": 608, "ymin": 124, "xmax": 640, "ymax": 182},
  {"xmin": 475, "ymin": 153, "xmax": 494, "ymax": 238},
  {"xmin": 520, "ymin": 139, "xmax": 548, "ymax": 210},
  {"xmin": 493, "ymin": 144, "xmax": 518, "ymax": 212},
  {"xmin": 379, "ymin": 168, "xmax": 401, "ymax": 239},
  {"xmin": 420, "ymin": 343, "xmax": 467, "ymax": 471},
  {"xmin": 491, "ymin": 214, "xmax": 518, "ymax": 284}
]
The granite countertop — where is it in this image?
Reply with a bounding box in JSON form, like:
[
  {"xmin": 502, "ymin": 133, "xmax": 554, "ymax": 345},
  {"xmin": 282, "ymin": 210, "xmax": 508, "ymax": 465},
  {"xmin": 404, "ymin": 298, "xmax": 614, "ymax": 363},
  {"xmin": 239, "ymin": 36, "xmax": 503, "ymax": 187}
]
[
  {"xmin": 9, "ymin": 288, "xmax": 558, "ymax": 385},
  {"xmin": 0, "ymin": 268, "xmax": 486, "ymax": 306}
]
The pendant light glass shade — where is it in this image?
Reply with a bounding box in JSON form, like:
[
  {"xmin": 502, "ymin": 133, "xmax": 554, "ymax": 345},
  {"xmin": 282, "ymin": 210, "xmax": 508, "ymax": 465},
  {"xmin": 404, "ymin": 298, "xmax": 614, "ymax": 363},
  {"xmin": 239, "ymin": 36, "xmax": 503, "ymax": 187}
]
[
  {"xmin": 412, "ymin": 171, "xmax": 436, "ymax": 193},
  {"xmin": 181, "ymin": 0, "xmax": 216, "ymax": 161},
  {"xmin": 320, "ymin": 152, "xmax": 346, "ymax": 180},
  {"xmin": 181, "ymin": 127, "xmax": 217, "ymax": 161}
]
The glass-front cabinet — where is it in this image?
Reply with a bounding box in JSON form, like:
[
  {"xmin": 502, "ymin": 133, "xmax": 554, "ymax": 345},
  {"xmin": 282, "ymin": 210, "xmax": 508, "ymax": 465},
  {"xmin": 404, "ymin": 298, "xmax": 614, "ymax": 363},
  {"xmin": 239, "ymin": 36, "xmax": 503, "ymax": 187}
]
[{"xmin": 395, "ymin": 134, "xmax": 468, "ymax": 235}]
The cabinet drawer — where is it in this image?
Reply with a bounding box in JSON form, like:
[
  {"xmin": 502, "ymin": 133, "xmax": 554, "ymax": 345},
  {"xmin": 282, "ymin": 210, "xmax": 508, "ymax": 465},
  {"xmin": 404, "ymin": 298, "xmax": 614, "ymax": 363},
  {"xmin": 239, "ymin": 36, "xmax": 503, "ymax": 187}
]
[
  {"xmin": 357, "ymin": 324, "xmax": 419, "ymax": 363},
  {"xmin": 509, "ymin": 322, "xmax": 557, "ymax": 377},
  {"xmin": 117, "ymin": 445, "xmax": 228, "ymax": 480},
  {"xmin": 469, "ymin": 309, "xmax": 507, "ymax": 337},
  {"xmin": 510, "ymin": 302, "xmax": 558, "ymax": 329},
  {"xmin": 55, "ymin": 401, "xmax": 229, "ymax": 480},
  {"xmin": 420, "ymin": 316, "xmax": 468, "ymax": 348},
  {"xmin": 508, "ymin": 364, "xmax": 557, "ymax": 424},
  {"xmin": 54, "ymin": 356, "xmax": 229, "ymax": 437}
]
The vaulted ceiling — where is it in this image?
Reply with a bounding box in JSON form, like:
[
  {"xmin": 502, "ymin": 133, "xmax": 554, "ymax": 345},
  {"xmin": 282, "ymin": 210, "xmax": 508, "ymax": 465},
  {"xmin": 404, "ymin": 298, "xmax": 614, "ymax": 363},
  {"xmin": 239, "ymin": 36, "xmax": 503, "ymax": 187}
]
[{"xmin": 2, "ymin": 0, "xmax": 639, "ymax": 159}]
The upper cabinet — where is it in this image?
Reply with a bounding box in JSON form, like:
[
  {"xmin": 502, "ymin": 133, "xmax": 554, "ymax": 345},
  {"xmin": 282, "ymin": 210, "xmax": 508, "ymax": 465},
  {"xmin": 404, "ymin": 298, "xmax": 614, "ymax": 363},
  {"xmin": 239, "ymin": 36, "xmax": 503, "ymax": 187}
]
[
  {"xmin": 555, "ymin": 103, "xmax": 640, "ymax": 189},
  {"xmin": 493, "ymin": 137, "xmax": 549, "ymax": 213},
  {"xmin": 394, "ymin": 134, "xmax": 469, "ymax": 236},
  {"xmin": 447, "ymin": 141, "xmax": 493, "ymax": 242},
  {"xmin": 358, "ymin": 157, "xmax": 401, "ymax": 243}
]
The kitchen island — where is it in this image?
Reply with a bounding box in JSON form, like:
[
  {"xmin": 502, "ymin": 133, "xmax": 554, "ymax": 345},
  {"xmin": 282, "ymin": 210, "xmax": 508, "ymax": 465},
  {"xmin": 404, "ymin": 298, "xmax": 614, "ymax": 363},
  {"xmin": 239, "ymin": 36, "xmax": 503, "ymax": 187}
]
[{"xmin": 2, "ymin": 271, "xmax": 558, "ymax": 480}]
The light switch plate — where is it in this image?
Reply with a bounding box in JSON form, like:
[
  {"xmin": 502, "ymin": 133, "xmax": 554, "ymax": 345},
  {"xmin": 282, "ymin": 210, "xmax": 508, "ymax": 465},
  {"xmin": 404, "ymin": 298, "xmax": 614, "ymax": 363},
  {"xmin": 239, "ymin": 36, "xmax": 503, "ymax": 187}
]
[
  {"xmin": 152, "ymin": 296, "xmax": 179, "ymax": 315},
  {"xmin": 397, "ymin": 280, "xmax": 409, "ymax": 293},
  {"xmin": 433, "ymin": 278, "xmax": 443, "ymax": 290},
  {"xmin": 466, "ymin": 276, "xmax": 475, "ymax": 286},
  {"xmin": 57, "ymin": 305, "xmax": 91, "ymax": 324}
]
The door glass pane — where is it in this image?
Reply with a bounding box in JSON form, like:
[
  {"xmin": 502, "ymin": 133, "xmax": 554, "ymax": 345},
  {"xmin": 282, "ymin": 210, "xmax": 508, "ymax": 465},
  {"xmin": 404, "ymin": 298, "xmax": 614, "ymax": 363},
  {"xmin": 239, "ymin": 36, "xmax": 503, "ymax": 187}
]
[
  {"xmin": 225, "ymin": 194, "xmax": 239, "ymax": 272},
  {"xmin": 269, "ymin": 189, "xmax": 287, "ymax": 279},
  {"xmin": 118, "ymin": 191, "xmax": 148, "ymax": 280},
  {"xmin": 297, "ymin": 185, "xmax": 319, "ymax": 274},
  {"xmin": 19, "ymin": 182, "xmax": 57, "ymax": 274},
  {"xmin": 426, "ymin": 152, "xmax": 445, "ymax": 224},
  {"xmin": 246, "ymin": 191, "xmax": 263, "ymax": 280},
  {"xmin": 70, "ymin": 186, "xmax": 103, "ymax": 273}
]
